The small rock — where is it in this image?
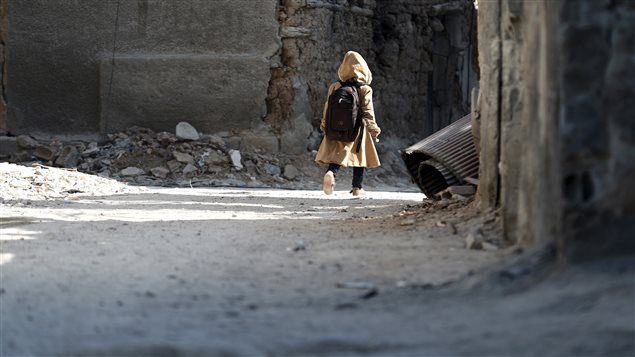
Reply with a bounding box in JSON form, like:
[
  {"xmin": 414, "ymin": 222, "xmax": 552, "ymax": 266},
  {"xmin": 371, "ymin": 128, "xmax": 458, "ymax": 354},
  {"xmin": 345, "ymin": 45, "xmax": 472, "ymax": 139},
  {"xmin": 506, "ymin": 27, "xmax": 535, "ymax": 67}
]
[
  {"xmin": 157, "ymin": 132, "xmax": 177, "ymax": 146},
  {"xmin": 465, "ymin": 233, "xmax": 484, "ymax": 250},
  {"xmin": 283, "ymin": 164, "xmax": 299, "ymax": 180},
  {"xmin": 16, "ymin": 135, "xmax": 38, "ymax": 149},
  {"xmin": 167, "ymin": 160, "xmax": 182, "ymax": 173},
  {"xmin": 336, "ymin": 282, "xmax": 375, "ymax": 290},
  {"xmin": 55, "ymin": 146, "xmax": 80, "ymax": 168},
  {"xmin": 205, "ymin": 150, "xmax": 228, "ymax": 166},
  {"xmin": 172, "ymin": 151, "xmax": 194, "ymax": 164},
  {"xmin": 286, "ymin": 240, "xmax": 306, "ymax": 252},
  {"xmin": 207, "ymin": 135, "xmax": 226, "ymax": 148},
  {"xmin": 34, "ymin": 146, "xmax": 56, "ymax": 161},
  {"xmin": 228, "ymin": 149, "xmax": 243, "ymax": 170},
  {"xmin": 182, "ymin": 163, "xmax": 198, "ymax": 175},
  {"xmin": 150, "ymin": 166, "xmax": 170, "ymax": 178},
  {"xmin": 175, "ymin": 121, "xmax": 200, "ymax": 141},
  {"xmin": 98, "ymin": 170, "xmax": 110, "ymax": 178},
  {"xmin": 82, "ymin": 142, "xmax": 100, "ymax": 155},
  {"xmin": 264, "ymin": 163, "xmax": 281, "ymax": 176},
  {"xmin": 400, "ymin": 218, "xmax": 415, "ymax": 226},
  {"xmin": 448, "ymin": 185, "xmax": 476, "ymax": 197},
  {"xmin": 120, "ymin": 167, "xmax": 145, "ymax": 176}
]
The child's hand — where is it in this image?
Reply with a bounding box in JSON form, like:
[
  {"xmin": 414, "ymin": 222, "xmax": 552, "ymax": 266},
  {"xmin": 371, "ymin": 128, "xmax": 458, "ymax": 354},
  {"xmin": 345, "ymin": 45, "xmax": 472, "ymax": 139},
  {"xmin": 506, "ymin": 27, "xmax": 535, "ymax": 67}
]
[{"xmin": 369, "ymin": 129, "xmax": 379, "ymax": 138}]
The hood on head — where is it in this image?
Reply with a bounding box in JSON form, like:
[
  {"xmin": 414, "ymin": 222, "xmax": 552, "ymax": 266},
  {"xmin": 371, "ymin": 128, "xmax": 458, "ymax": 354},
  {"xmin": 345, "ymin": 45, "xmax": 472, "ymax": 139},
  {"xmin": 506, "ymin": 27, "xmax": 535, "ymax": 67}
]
[{"xmin": 338, "ymin": 51, "xmax": 372, "ymax": 85}]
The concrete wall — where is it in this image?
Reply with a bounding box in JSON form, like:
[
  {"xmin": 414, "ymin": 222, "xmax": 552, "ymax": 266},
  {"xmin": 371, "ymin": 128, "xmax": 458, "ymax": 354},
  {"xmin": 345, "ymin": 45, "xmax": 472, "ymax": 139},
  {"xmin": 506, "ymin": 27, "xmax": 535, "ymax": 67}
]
[
  {"xmin": 475, "ymin": 0, "xmax": 634, "ymax": 256},
  {"xmin": 6, "ymin": 0, "xmax": 279, "ymax": 136}
]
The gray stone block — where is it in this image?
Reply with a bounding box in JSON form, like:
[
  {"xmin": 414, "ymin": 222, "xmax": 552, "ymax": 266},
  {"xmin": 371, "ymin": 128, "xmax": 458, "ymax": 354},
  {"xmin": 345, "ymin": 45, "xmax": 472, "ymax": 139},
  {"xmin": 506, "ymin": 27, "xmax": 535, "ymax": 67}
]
[{"xmin": 99, "ymin": 55, "xmax": 271, "ymax": 134}]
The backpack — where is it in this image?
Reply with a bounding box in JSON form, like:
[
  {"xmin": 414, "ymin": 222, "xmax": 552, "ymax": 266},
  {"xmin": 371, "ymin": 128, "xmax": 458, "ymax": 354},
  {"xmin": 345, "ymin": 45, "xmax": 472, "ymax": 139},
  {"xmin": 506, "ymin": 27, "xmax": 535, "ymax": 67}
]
[{"xmin": 325, "ymin": 80, "xmax": 364, "ymax": 143}]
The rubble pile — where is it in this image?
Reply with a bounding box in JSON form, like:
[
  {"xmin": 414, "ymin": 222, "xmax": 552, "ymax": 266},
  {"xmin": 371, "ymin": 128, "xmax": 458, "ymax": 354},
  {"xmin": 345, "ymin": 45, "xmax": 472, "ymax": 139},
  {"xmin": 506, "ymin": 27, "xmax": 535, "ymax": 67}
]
[
  {"xmin": 2, "ymin": 124, "xmax": 323, "ymax": 189},
  {"xmin": 0, "ymin": 162, "xmax": 142, "ymax": 202}
]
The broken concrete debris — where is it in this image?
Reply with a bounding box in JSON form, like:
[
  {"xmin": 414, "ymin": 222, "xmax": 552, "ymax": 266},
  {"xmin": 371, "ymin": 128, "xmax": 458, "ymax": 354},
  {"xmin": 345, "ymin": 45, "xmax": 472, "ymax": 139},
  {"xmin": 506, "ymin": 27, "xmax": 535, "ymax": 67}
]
[
  {"xmin": 172, "ymin": 151, "xmax": 194, "ymax": 164},
  {"xmin": 175, "ymin": 121, "xmax": 200, "ymax": 141},
  {"xmin": 16, "ymin": 135, "xmax": 39, "ymax": 149},
  {"xmin": 55, "ymin": 146, "xmax": 80, "ymax": 168},
  {"xmin": 265, "ymin": 163, "xmax": 281, "ymax": 176},
  {"xmin": 228, "ymin": 149, "xmax": 243, "ymax": 170},
  {"xmin": 0, "ymin": 125, "xmax": 315, "ymax": 188},
  {"xmin": 283, "ymin": 164, "xmax": 299, "ymax": 180},
  {"xmin": 182, "ymin": 163, "xmax": 198, "ymax": 176},
  {"xmin": 150, "ymin": 166, "xmax": 170, "ymax": 179},
  {"xmin": 435, "ymin": 184, "xmax": 477, "ymax": 201},
  {"xmin": 34, "ymin": 146, "xmax": 55, "ymax": 161},
  {"xmin": 120, "ymin": 167, "xmax": 145, "ymax": 176}
]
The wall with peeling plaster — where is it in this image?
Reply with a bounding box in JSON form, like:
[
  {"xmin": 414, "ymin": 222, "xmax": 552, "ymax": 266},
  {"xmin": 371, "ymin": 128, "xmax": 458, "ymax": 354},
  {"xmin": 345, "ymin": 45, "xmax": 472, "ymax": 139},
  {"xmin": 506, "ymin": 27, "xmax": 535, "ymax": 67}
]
[{"xmin": 273, "ymin": 0, "xmax": 478, "ymax": 154}]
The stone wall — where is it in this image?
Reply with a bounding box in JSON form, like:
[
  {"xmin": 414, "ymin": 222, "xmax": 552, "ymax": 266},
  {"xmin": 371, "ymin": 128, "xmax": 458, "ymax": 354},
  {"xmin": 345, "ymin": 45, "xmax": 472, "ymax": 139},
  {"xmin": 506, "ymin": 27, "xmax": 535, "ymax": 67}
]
[
  {"xmin": 273, "ymin": 0, "xmax": 477, "ymax": 154},
  {"xmin": 475, "ymin": 0, "xmax": 634, "ymax": 256},
  {"xmin": 6, "ymin": 0, "xmax": 279, "ymax": 137},
  {"xmin": 559, "ymin": 0, "xmax": 635, "ymax": 256}
]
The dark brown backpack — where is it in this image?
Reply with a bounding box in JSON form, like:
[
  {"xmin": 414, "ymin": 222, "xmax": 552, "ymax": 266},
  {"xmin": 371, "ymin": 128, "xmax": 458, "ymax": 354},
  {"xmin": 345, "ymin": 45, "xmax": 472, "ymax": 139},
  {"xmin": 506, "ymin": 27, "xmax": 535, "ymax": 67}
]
[{"xmin": 326, "ymin": 80, "xmax": 363, "ymax": 143}]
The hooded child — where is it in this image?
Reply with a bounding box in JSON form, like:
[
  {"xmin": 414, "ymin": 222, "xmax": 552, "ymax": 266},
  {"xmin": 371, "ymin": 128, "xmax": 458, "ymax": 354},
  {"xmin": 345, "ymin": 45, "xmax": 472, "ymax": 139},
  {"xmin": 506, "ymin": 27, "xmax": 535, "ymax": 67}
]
[{"xmin": 315, "ymin": 51, "xmax": 381, "ymax": 197}]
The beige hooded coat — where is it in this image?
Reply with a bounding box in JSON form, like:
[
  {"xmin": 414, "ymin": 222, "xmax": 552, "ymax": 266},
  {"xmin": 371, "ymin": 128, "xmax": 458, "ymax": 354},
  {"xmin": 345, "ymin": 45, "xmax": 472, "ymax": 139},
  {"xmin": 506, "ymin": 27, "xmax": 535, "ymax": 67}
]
[{"xmin": 315, "ymin": 51, "xmax": 381, "ymax": 168}]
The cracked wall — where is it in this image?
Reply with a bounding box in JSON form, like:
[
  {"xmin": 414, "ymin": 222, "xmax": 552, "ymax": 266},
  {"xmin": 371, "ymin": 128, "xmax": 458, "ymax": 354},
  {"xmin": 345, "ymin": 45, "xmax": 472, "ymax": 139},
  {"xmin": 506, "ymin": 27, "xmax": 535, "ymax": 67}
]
[
  {"xmin": 271, "ymin": 0, "xmax": 478, "ymax": 154},
  {"xmin": 475, "ymin": 0, "xmax": 634, "ymax": 257}
]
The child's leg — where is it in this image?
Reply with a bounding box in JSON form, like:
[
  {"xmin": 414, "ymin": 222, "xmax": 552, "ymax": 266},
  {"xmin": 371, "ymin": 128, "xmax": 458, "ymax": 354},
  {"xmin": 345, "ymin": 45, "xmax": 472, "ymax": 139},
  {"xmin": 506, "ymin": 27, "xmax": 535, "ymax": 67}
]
[
  {"xmin": 324, "ymin": 164, "xmax": 340, "ymax": 195},
  {"xmin": 327, "ymin": 164, "xmax": 341, "ymax": 175},
  {"xmin": 352, "ymin": 167, "xmax": 365, "ymax": 189}
]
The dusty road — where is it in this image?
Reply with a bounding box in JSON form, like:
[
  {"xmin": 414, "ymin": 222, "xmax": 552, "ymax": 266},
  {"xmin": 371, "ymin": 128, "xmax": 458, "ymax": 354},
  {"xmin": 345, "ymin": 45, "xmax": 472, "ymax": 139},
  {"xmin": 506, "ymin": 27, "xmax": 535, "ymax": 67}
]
[{"xmin": 1, "ymin": 185, "xmax": 634, "ymax": 356}]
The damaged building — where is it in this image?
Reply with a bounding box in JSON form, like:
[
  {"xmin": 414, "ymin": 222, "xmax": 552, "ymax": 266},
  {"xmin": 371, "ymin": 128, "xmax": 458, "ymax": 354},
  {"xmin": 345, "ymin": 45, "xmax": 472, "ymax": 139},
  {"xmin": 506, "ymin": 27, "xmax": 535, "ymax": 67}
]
[
  {"xmin": 0, "ymin": 0, "xmax": 477, "ymax": 154},
  {"xmin": 1, "ymin": 0, "xmax": 632, "ymax": 256}
]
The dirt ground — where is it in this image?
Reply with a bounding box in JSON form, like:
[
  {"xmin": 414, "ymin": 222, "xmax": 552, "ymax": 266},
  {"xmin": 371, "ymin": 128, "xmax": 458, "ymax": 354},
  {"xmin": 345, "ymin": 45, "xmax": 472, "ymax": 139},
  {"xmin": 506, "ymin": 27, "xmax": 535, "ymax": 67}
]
[{"xmin": 1, "ymin": 164, "xmax": 633, "ymax": 356}]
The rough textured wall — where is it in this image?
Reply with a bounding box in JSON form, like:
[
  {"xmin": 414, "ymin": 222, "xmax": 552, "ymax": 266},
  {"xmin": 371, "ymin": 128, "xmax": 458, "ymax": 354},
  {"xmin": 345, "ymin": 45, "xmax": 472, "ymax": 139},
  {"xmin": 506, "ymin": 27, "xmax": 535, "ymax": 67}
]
[
  {"xmin": 476, "ymin": 0, "xmax": 634, "ymax": 255},
  {"xmin": 7, "ymin": 0, "xmax": 279, "ymax": 136},
  {"xmin": 473, "ymin": 0, "xmax": 501, "ymax": 211},
  {"xmin": 559, "ymin": 0, "xmax": 635, "ymax": 256},
  {"xmin": 0, "ymin": 0, "xmax": 7, "ymax": 132},
  {"xmin": 273, "ymin": 0, "xmax": 477, "ymax": 154}
]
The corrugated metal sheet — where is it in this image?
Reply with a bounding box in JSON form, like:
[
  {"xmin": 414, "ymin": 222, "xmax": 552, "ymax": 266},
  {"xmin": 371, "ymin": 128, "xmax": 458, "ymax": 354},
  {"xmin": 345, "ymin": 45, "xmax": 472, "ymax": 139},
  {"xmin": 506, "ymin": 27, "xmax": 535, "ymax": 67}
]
[{"xmin": 400, "ymin": 114, "xmax": 478, "ymax": 197}]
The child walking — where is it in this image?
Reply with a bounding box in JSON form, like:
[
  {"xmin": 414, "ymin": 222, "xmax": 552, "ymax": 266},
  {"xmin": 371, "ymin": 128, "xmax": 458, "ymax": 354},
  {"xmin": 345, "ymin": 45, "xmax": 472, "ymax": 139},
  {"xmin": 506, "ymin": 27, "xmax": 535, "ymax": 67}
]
[{"xmin": 315, "ymin": 51, "xmax": 381, "ymax": 197}]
